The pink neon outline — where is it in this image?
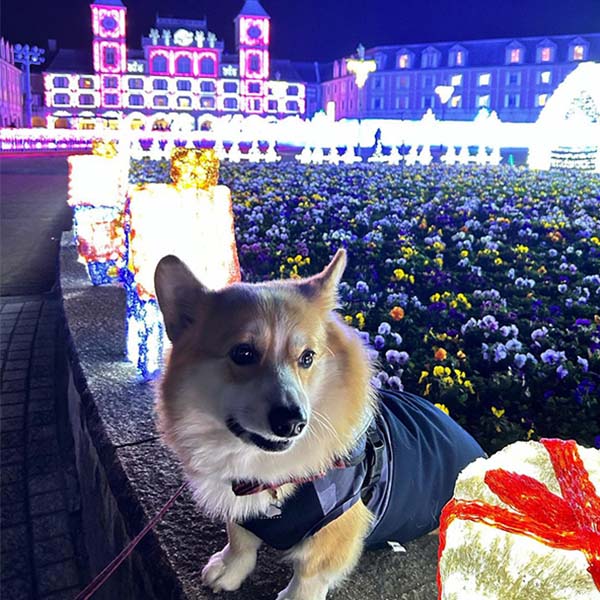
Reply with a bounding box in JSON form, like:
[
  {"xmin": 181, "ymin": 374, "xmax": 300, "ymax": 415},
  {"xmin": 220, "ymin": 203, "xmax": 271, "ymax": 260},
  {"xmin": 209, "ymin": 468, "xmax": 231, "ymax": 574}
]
[{"xmin": 239, "ymin": 17, "xmax": 269, "ymax": 47}]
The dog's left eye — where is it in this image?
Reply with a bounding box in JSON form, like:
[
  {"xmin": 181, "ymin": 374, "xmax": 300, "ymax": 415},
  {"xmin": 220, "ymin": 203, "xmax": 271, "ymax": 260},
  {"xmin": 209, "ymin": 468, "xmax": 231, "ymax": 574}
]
[
  {"xmin": 229, "ymin": 344, "xmax": 260, "ymax": 366},
  {"xmin": 299, "ymin": 349, "xmax": 315, "ymax": 369}
]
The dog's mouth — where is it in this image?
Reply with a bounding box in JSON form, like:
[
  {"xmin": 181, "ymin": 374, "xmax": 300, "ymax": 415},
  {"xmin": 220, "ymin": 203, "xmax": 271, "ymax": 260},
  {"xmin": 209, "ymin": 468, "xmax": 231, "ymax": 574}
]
[{"xmin": 226, "ymin": 417, "xmax": 293, "ymax": 453}]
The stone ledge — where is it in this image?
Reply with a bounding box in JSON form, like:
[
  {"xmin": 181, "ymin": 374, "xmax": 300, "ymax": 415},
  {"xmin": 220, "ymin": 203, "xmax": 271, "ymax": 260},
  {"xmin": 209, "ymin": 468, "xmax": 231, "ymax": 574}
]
[{"xmin": 59, "ymin": 236, "xmax": 438, "ymax": 599}]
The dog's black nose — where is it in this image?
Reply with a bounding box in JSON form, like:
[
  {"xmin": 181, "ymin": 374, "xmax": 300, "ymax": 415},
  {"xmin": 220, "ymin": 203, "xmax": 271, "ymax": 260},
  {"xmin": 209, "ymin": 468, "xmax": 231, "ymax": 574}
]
[{"xmin": 268, "ymin": 406, "xmax": 307, "ymax": 438}]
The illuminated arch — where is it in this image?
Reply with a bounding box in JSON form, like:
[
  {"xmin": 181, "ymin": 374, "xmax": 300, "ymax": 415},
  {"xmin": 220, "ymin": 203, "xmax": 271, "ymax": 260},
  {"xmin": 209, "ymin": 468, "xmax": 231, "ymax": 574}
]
[{"xmin": 530, "ymin": 62, "xmax": 600, "ymax": 171}]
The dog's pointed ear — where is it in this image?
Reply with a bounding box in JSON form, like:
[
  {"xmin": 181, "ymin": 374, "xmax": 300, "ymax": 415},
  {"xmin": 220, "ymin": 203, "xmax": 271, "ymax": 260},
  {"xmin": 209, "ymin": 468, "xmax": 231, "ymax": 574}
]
[
  {"xmin": 298, "ymin": 248, "xmax": 347, "ymax": 309},
  {"xmin": 154, "ymin": 255, "xmax": 208, "ymax": 343}
]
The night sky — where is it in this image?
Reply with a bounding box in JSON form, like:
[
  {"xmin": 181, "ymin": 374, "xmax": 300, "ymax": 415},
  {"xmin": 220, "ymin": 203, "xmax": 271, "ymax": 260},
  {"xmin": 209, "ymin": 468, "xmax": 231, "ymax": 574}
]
[{"xmin": 1, "ymin": 0, "xmax": 599, "ymax": 62}]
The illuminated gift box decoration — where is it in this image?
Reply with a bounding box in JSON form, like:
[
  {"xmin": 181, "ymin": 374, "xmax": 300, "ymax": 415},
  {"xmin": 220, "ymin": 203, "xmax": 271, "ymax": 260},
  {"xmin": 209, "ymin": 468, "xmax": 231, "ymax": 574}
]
[
  {"xmin": 437, "ymin": 439, "xmax": 600, "ymax": 600},
  {"xmin": 67, "ymin": 140, "xmax": 126, "ymax": 285},
  {"xmin": 125, "ymin": 148, "xmax": 240, "ymax": 379}
]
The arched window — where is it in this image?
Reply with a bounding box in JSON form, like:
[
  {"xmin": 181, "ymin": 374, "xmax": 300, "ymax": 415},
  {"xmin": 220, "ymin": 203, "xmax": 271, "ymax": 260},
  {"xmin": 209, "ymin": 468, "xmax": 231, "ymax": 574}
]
[
  {"xmin": 200, "ymin": 56, "xmax": 215, "ymax": 75},
  {"xmin": 249, "ymin": 54, "xmax": 260, "ymax": 73},
  {"xmin": 152, "ymin": 55, "xmax": 168, "ymax": 74},
  {"xmin": 175, "ymin": 56, "xmax": 191, "ymax": 75}
]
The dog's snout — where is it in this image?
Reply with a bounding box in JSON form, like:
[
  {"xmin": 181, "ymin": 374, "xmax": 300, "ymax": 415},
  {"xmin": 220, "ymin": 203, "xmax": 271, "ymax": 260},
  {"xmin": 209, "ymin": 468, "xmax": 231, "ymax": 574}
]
[{"xmin": 268, "ymin": 406, "xmax": 307, "ymax": 438}]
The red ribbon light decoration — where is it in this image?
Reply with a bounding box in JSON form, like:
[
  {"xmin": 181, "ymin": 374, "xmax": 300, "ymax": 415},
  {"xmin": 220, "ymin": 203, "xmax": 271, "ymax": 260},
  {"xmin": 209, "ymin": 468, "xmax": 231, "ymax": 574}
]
[{"xmin": 438, "ymin": 438, "xmax": 600, "ymax": 598}]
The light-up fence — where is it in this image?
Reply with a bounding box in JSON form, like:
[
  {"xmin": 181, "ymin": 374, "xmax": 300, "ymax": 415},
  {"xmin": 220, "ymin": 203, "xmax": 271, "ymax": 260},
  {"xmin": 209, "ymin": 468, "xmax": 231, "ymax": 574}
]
[
  {"xmin": 3, "ymin": 97, "xmax": 599, "ymax": 170},
  {"xmin": 68, "ymin": 144, "xmax": 240, "ymax": 379}
]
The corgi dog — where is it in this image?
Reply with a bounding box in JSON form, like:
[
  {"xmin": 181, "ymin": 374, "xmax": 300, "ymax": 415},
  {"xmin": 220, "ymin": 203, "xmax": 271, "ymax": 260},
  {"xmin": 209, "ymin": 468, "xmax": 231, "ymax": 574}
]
[{"xmin": 154, "ymin": 249, "xmax": 484, "ymax": 600}]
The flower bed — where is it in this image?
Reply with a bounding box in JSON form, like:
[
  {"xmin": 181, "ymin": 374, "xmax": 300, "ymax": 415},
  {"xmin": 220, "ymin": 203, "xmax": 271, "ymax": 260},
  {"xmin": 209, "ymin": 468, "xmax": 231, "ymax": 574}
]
[{"xmin": 131, "ymin": 159, "xmax": 600, "ymax": 452}]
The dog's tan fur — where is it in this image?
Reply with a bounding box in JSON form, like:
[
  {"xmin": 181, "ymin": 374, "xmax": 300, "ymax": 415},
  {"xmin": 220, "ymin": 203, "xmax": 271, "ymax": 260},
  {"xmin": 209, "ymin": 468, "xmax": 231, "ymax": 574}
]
[{"xmin": 155, "ymin": 250, "xmax": 378, "ymax": 599}]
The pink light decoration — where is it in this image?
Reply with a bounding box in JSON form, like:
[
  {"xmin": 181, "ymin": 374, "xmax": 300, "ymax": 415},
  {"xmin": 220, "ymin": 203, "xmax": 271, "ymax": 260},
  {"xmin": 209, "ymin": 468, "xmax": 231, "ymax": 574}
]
[
  {"xmin": 239, "ymin": 17, "xmax": 270, "ymax": 46},
  {"xmin": 91, "ymin": 7, "xmax": 126, "ymax": 38},
  {"xmin": 240, "ymin": 49, "xmax": 269, "ymax": 79},
  {"xmin": 195, "ymin": 50, "xmax": 218, "ymax": 78},
  {"xmin": 101, "ymin": 89, "xmax": 123, "ymax": 108}
]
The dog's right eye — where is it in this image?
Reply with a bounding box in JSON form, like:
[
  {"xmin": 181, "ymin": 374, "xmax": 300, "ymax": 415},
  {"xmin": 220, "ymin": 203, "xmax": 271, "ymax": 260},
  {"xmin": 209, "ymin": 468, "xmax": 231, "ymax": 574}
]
[{"xmin": 229, "ymin": 344, "xmax": 260, "ymax": 366}]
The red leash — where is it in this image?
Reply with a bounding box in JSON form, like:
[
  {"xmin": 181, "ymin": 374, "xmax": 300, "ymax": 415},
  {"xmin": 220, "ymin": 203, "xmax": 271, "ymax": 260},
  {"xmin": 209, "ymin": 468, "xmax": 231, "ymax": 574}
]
[{"xmin": 75, "ymin": 483, "xmax": 186, "ymax": 600}]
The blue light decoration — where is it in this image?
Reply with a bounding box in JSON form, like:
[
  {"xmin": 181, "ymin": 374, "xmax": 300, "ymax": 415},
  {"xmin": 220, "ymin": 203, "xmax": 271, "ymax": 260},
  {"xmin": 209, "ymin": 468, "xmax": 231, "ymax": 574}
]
[
  {"xmin": 121, "ymin": 265, "xmax": 165, "ymax": 380},
  {"xmin": 71, "ymin": 205, "xmax": 125, "ymax": 285},
  {"xmin": 67, "ymin": 148, "xmax": 127, "ymax": 286}
]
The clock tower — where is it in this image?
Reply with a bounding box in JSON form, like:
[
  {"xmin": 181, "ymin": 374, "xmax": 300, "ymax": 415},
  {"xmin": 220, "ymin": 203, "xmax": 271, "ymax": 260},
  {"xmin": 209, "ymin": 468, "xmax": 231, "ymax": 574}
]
[
  {"xmin": 91, "ymin": 0, "xmax": 127, "ymax": 109},
  {"xmin": 235, "ymin": 0, "xmax": 270, "ymax": 113}
]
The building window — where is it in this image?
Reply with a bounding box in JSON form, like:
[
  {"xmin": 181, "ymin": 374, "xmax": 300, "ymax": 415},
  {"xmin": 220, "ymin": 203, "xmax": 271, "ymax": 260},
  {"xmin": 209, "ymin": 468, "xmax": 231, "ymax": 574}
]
[
  {"xmin": 449, "ymin": 48, "xmax": 466, "ymax": 67},
  {"xmin": 371, "ymin": 77, "xmax": 383, "ymax": 90},
  {"xmin": 129, "ymin": 94, "xmax": 144, "ymax": 106},
  {"xmin": 103, "ymin": 77, "xmax": 118, "ymax": 89},
  {"xmin": 79, "ymin": 77, "xmax": 94, "ymax": 89},
  {"xmin": 223, "ymin": 97, "xmax": 238, "ymax": 109},
  {"xmin": 153, "ymin": 79, "xmax": 168, "ymax": 90},
  {"xmin": 421, "ymin": 47, "xmax": 440, "ymax": 68},
  {"xmin": 104, "ymin": 47, "xmax": 116, "ymax": 66},
  {"xmin": 177, "ymin": 96, "xmax": 192, "ymax": 108},
  {"xmin": 536, "ymin": 93, "xmax": 549, "ymax": 107},
  {"xmin": 53, "ymin": 93, "xmax": 69, "ymax": 105},
  {"xmin": 422, "ymin": 75, "xmax": 434, "ymax": 89},
  {"xmin": 422, "ymin": 96, "xmax": 433, "ymax": 109},
  {"xmin": 200, "ymin": 56, "xmax": 215, "ymax": 75},
  {"xmin": 450, "ymin": 95, "xmax": 462, "ymax": 108},
  {"xmin": 53, "ymin": 77, "xmax": 69, "ymax": 88},
  {"xmin": 287, "ymin": 85, "xmax": 299, "ymax": 96},
  {"xmin": 506, "ymin": 71, "xmax": 521, "ymax": 86},
  {"xmin": 538, "ymin": 71, "xmax": 552, "ymax": 84},
  {"xmin": 395, "ymin": 96, "xmax": 409, "ymax": 110},
  {"xmin": 250, "ymin": 98, "xmax": 261, "ymax": 111},
  {"xmin": 477, "ymin": 94, "xmax": 490, "ymax": 108},
  {"xmin": 478, "ymin": 73, "xmax": 491, "ymax": 86},
  {"xmin": 571, "ymin": 44, "xmax": 586, "ymax": 61},
  {"xmin": 504, "ymin": 93, "xmax": 520, "ymax": 108},
  {"xmin": 201, "ymin": 97, "xmax": 215, "ymax": 109},
  {"xmin": 152, "ymin": 55, "xmax": 167, "ymax": 73},
  {"xmin": 248, "ymin": 81, "xmax": 261, "ymax": 94},
  {"xmin": 104, "ymin": 93, "xmax": 118, "ymax": 106},
  {"xmin": 286, "ymin": 100, "xmax": 299, "ymax": 111},
  {"xmin": 153, "ymin": 95, "xmax": 168, "ymax": 107},
  {"xmin": 539, "ymin": 47, "xmax": 552, "ymax": 63},
  {"xmin": 223, "ymin": 81, "xmax": 238, "ymax": 93},
  {"xmin": 200, "ymin": 81, "xmax": 215, "ymax": 93},
  {"xmin": 177, "ymin": 80, "xmax": 191, "ymax": 91},
  {"xmin": 79, "ymin": 94, "xmax": 94, "ymax": 106},
  {"xmin": 175, "ymin": 56, "xmax": 191, "ymax": 75},
  {"xmin": 451, "ymin": 74, "xmax": 462, "ymax": 87},
  {"xmin": 249, "ymin": 54, "xmax": 260, "ymax": 73},
  {"xmin": 267, "ymin": 99, "xmax": 277, "ymax": 111},
  {"xmin": 397, "ymin": 75, "xmax": 409, "ymax": 89},
  {"xmin": 509, "ymin": 47, "xmax": 522, "ymax": 64},
  {"xmin": 371, "ymin": 97, "xmax": 383, "ymax": 110},
  {"xmin": 128, "ymin": 78, "xmax": 143, "ymax": 89},
  {"xmin": 398, "ymin": 53, "xmax": 410, "ymax": 69}
]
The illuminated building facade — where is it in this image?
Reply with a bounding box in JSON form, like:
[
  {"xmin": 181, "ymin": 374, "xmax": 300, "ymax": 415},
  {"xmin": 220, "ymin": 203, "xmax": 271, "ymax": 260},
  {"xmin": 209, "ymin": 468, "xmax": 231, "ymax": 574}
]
[
  {"xmin": 322, "ymin": 34, "xmax": 600, "ymax": 122},
  {"xmin": 43, "ymin": 0, "xmax": 312, "ymax": 129},
  {"xmin": 0, "ymin": 38, "xmax": 23, "ymax": 127}
]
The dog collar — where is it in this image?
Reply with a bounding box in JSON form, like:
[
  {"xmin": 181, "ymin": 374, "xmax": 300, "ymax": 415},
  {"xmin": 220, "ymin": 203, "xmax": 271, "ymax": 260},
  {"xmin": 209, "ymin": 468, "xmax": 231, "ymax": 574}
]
[{"xmin": 232, "ymin": 459, "xmax": 347, "ymax": 497}]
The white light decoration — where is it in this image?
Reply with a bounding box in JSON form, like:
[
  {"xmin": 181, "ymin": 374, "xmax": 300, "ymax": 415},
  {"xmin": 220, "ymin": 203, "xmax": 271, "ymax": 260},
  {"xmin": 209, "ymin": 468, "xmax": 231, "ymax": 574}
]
[
  {"xmin": 67, "ymin": 152, "xmax": 127, "ymax": 284},
  {"xmin": 529, "ymin": 62, "xmax": 600, "ymax": 172},
  {"xmin": 438, "ymin": 439, "xmax": 600, "ymax": 600},
  {"xmin": 346, "ymin": 57, "xmax": 377, "ymax": 89},
  {"xmin": 126, "ymin": 151, "xmax": 240, "ymax": 378}
]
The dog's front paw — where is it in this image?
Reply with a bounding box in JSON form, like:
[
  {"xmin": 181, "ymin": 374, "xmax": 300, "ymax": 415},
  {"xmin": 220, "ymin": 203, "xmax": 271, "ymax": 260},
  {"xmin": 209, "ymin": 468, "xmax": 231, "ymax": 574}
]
[
  {"xmin": 201, "ymin": 548, "xmax": 256, "ymax": 592},
  {"xmin": 276, "ymin": 582, "xmax": 328, "ymax": 600}
]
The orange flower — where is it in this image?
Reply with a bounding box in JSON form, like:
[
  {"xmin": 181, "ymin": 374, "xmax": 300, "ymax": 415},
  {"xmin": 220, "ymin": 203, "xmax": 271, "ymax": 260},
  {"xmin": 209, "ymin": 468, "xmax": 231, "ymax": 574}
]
[
  {"xmin": 434, "ymin": 348, "xmax": 447, "ymax": 361},
  {"xmin": 389, "ymin": 306, "xmax": 405, "ymax": 321}
]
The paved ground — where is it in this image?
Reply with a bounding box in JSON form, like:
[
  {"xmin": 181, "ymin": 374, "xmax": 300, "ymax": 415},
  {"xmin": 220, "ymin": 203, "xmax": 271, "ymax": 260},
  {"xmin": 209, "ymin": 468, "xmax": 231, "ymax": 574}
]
[
  {"xmin": 0, "ymin": 157, "xmax": 72, "ymax": 296},
  {"xmin": 1, "ymin": 156, "xmax": 88, "ymax": 599}
]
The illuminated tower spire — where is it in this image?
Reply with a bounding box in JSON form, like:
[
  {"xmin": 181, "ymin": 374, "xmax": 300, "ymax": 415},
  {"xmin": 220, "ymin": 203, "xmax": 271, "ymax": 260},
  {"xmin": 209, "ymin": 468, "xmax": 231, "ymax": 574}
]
[
  {"xmin": 91, "ymin": 0, "xmax": 127, "ymax": 109},
  {"xmin": 235, "ymin": 0, "xmax": 270, "ymax": 113}
]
